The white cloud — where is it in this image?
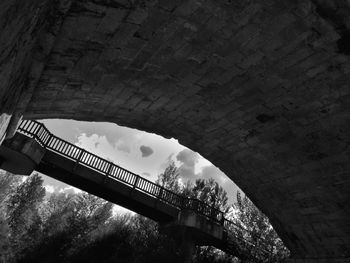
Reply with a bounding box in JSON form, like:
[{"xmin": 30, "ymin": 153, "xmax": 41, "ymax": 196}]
[
  {"xmin": 172, "ymin": 150, "xmax": 241, "ymax": 204},
  {"xmin": 116, "ymin": 140, "xmax": 131, "ymax": 153},
  {"xmin": 59, "ymin": 186, "xmax": 82, "ymax": 194},
  {"xmin": 44, "ymin": 184, "xmax": 55, "ymax": 193},
  {"xmin": 201, "ymin": 165, "xmax": 226, "ymax": 184},
  {"xmin": 112, "ymin": 205, "xmax": 134, "ymax": 216}
]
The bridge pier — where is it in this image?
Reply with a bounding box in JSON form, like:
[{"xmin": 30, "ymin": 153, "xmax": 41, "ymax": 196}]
[
  {"xmin": 0, "ymin": 132, "xmax": 45, "ymax": 175},
  {"xmin": 175, "ymin": 228, "xmax": 196, "ymax": 263},
  {"xmin": 161, "ymin": 210, "xmax": 225, "ymax": 262}
]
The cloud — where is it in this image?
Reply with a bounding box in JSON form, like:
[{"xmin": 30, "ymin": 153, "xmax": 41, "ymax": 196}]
[
  {"xmin": 173, "ymin": 149, "xmax": 242, "ymax": 204},
  {"xmin": 44, "ymin": 184, "xmax": 55, "ymax": 194},
  {"xmin": 159, "ymin": 153, "xmax": 174, "ymax": 171},
  {"xmin": 176, "ymin": 149, "xmax": 199, "ymax": 166},
  {"xmin": 140, "ymin": 145, "xmax": 154, "ymax": 157},
  {"xmin": 176, "ymin": 149, "xmax": 199, "ymax": 179},
  {"xmin": 116, "ymin": 141, "xmax": 131, "ymax": 153},
  {"xmin": 197, "ymin": 165, "xmax": 241, "ymax": 203},
  {"xmin": 41, "ymin": 174, "xmax": 73, "ymax": 193},
  {"xmin": 201, "ymin": 165, "xmax": 226, "ymax": 184},
  {"xmin": 112, "ymin": 205, "xmax": 134, "ymax": 216},
  {"xmin": 42, "ymin": 119, "xmax": 139, "ymax": 154},
  {"xmin": 142, "ymin": 172, "xmax": 151, "ymax": 177},
  {"xmin": 59, "ymin": 186, "xmax": 82, "ymax": 195}
]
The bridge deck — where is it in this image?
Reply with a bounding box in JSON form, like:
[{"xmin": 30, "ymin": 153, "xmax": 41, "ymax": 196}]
[{"xmin": 0, "ymin": 120, "xmax": 273, "ymax": 261}]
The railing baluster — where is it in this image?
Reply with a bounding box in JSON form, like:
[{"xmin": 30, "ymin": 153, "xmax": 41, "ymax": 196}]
[
  {"xmin": 133, "ymin": 176, "xmax": 139, "ymax": 189},
  {"xmin": 119, "ymin": 170, "xmax": 126, "ymax": 181},
  {"xmin": 72, "ymin": 148, "xmax": 85, "ymax": 171},
  {"xmin": 103, "ymin": 162, "xmax": 113, "ymax": 184},
  {"xmin": 85, "ymin": 154, "xmax": 92, "ymax": 165},
  {"xmin": 158, "ymin": 187, "xmax": 163, "ymax": 200},
  {"xmin": 126, "ymin": 173, "xmax": 132, "ymax": 184}
]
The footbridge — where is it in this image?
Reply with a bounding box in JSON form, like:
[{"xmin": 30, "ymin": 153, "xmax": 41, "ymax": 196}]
[{"xmin": 0, "ymin": 120, "xmax": 273, "ymax": 262}]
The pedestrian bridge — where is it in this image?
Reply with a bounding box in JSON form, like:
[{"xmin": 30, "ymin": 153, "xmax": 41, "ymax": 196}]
[{"xmin": 0, "ymin": 120, "xmax": 273, "ymax": 262}]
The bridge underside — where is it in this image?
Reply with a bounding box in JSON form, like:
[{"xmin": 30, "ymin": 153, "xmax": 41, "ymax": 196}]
[{"xmin": 1, "ymin": 0, "xmax": 350, "ymax": 261}]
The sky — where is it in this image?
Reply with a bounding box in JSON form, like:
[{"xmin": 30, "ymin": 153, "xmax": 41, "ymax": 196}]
[{"xmin": 40, "ymin": 119, "xmax": 242, "ymax": 214}]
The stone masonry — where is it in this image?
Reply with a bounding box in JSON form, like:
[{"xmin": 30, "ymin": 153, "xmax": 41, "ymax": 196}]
[{"xmin": 1, "ymin": 0, "xmax": 350, "ymax": 261}]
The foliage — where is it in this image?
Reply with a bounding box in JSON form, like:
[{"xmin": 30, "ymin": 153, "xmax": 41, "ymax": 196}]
[
  {"xmin": 0, "ymin": 171, "xmax": 21, "ymax": 206},
  {"xmin": 156, "ymin": 163, "xmax": 289, "ymax": 262},
  {"xmin": 232, "ymin": 192, "xmax": 290, "ymax": 262},
  {"xmin": 0, "ymin": 170, "xmax": 21, "ymax": 263},
  {"xmin": 182, "ymin": 178, "xmax": 232, "ymax": 262},
  {"xmin": 16, "ymin": 191, "xmax": 114, "ymax": 263},
  {"xmin": 183, "ymin": 178, "xmax": 229, "ymax": 212},
  {"xmin": 5, "ymin": 173, "xmax": 45, "ymax": 261},
  {"xmin": 155, "ymin": 161, "xmax": 182, "ymax": 193},
  {"xmin": 0, "ymin": 164, "xmax": 289, "ymax": 263},
  {"xmin": 0, "ymin": 172, "xmax": 181, "ymax": 263}
]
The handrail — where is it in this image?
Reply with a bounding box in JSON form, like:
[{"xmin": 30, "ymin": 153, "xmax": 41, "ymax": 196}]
[{"xmin": 17, "ymin": 120, "xmax": 273, "ymax": 260}]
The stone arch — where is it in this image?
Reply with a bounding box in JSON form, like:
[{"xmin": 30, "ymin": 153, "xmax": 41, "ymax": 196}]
[{"xmin": 1, "ymin": 0, "xmax": 350, "ymax": 261}]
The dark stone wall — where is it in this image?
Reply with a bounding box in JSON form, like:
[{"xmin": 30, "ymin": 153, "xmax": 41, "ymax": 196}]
[
  {"xmin": 1, "ymin": 0, "xmax": 350, "ymax": 260},
  {"xmin": 0, "ymin": 0, "xmax": 49, "ymax": 113}
]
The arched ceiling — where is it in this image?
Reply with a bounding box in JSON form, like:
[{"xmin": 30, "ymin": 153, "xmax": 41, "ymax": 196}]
[{"xmin": 1, "ymin": 0, "xmax": 350, "ymax": 261}]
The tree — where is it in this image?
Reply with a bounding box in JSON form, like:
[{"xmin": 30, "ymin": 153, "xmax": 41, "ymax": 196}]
[
  {"xmin": 231, "ymin": 192, "xmax": 290, "ymax": 262},
  {"xmin": 16, "ymin": 191, "xmax": 114, "ymax": 263},
  {"xmin": 155, "ymin": 161, "xmax": 182, "ymax": 194},
  {"xmin": 6, "ymin": 173, "xmax": 45, "ymax": 236},
  {"xmin": 183, "ymin": 178, "xmax": 229, "ymax": 212},
  {"xmin": 0, "ymin": 170, "xmax": 22, "ymax": 262},
  {"xmin": 130, "ymin": 215, "xmax": 179, "ymax": 263},
  {"xmin": 182, "ymin": 178, "xmax": 233, "ymax": 263},
  {"xmin": 0, "ymin": 170, "xmax": 21, "ymax": 205},
  {"xmin": 4, "ymin": 173, "xmax": 45, "ymax": 262}
]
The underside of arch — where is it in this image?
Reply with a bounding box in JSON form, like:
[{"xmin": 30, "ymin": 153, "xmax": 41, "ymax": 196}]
[{"xmin": 1, "ymin": 0, "xmax": 350, "ymax": 261}]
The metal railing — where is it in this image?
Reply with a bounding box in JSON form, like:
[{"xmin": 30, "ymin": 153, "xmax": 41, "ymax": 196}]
[
  {"xmin": 17, "ymin": 119, "xmax": 274, "ymax": 260},
  {"xmin": 18, "ymin": 120, "xmax": 224, "ymax": 221}
]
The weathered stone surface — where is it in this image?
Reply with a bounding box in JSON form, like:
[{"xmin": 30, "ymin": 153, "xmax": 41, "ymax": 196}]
[
  {"xmin": 0, "ymin": 0, "xmax": 48, "ymax": 113},
  {"xmin": 1, "ymin": 0, "xmax": 350, "ymax": 260},
  {"xmin": 0, "ymin": 113, "xmax": 11, "ymax": 144}
]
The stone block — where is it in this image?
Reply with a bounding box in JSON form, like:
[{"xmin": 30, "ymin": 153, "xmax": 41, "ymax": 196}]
[
  {"xmin": 174, "ymin": 0, "xmax": 201, "ymax": 17},
  {"xmin": 127, "ymin": 8, "xmax": 149, "ymax": 24},
  {"xmin": 97, "ymin": 9, "xmax": 126, "ymax": 33},
  {"xmin": 235, "ymin": 3, "xmax": 262, "ymax": 27}
]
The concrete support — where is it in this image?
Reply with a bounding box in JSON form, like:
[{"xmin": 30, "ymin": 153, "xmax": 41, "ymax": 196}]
[
  {"xmin": 175, "ymin": 210, "xmax": 224, "ymax": 242},
  {"xmin": 0, "ymin": 133, "xmax": 45, "ymax": 175},
  {"xmin": 161, "ymin": 210, "xmax": 227, "ymax": 262},
  {"xmin": 177, "ymin": 230, "xmax": 196, "ymax": 263},
  {"xmin": 160, "ymin": 225, "xmax": 196, "ymax": 263}
]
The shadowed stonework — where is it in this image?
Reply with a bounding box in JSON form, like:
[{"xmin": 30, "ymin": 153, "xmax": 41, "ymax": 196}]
[{"xmin": 1, "ymin": 0, "xmax": 350, "ymax": 261}]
